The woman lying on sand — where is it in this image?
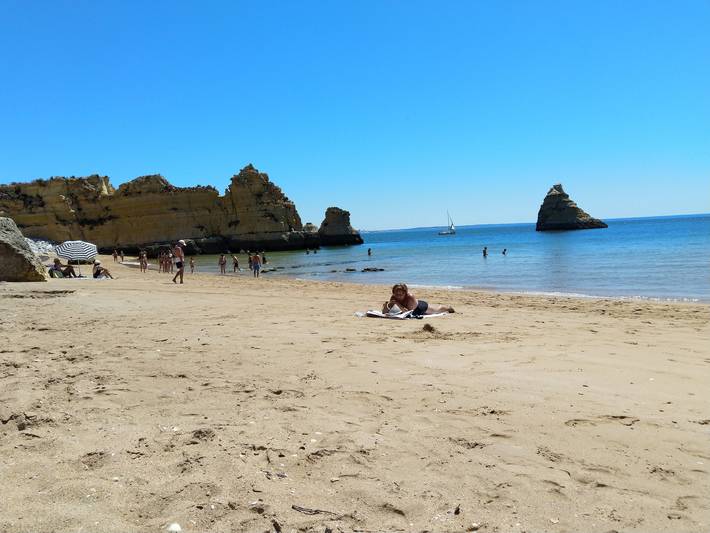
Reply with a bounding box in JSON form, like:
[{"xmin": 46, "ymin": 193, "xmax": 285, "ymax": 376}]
[{"xmin": 383, "ymin": 283, "xmax": 455, "ymax": 316}]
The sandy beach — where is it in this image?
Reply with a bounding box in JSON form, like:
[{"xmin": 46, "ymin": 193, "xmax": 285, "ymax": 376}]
[{"xmin": 1, "ymin": 259, "xmax": 708, "ymax": 533}]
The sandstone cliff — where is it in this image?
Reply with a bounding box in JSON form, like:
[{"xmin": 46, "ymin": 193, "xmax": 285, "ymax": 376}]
[
  {"xmin": 0, "ymin": 165, "xmax": 361, "ymax": 252},
  {"xmin": 0, "ymin": 217, "xmax": 46, "ymax": 282},
  {"xmin": 536, "ymin": 184, "xmax": 608, "ymax": 231},
  {"xmin": 318, "ymin": 207, "xmax": 364, "ymax": 245}
]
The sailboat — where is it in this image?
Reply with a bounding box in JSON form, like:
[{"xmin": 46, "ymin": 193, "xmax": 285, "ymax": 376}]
[{"xmin": 438, "ymin": 211, "xmax": 456, "ymax": 235}]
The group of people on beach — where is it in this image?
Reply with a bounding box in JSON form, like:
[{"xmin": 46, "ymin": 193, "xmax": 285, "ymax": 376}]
[
  {"xmin": 48, "ymin": 258, "xmax": 113, "ymax": 279},
  {"xmin": 218, "ymin": 251, "xmax": 266, "ymax": 277},
  {"xmin": 53, "ymin": 243, "xmax": 456, "ymax": 318}
]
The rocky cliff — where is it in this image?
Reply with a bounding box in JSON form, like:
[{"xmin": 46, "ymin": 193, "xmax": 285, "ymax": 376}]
[
  {"xmin": 318, "ymin": 207, "xmax": 364, "ymax": 245},
  {"xmin": 0, "ymin": 217, "xmax": 46, "ymax": 282},
  {"xmin": 0, "ymin": 165, "xmax": 361, "ymax": 252},
  {"xmin": 536, "ymin": 184, "xmax": 608, "ymax": 231}
]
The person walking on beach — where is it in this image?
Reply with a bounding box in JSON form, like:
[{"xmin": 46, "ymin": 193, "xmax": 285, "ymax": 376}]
[
  {"xmin": 251, "ymin": 252, "xmax": 262, "ymax": 278},
  {"xmin": 232, "ymin": 255, "xmax": 240, "ymax": 272},
  {"xmin": 190, "ymin": 257, "xmax": 195, "ymax": 273},
  {"xmin": 218, "ymin": 254, "xmax": 227, "ymax": 274},
  {"xmin": 382, "ymin": 283, "xmax": 454, "ymax": 315},
  {"xmin": 483, "ymin": 246, "xmax": 488, "ymax": 258},
  {"xmin": 172, "ymin": 240, "xmax": 185, "ymax": 284}
]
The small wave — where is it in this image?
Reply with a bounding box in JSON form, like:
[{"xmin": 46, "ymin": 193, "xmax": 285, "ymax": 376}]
[
  {"xmin": 513, "ymin": 290, "xmax": 702, "ymax": 303},
  {"xmin": 408, "ymin": 283, "xmax": 465, "ymax": 291}
]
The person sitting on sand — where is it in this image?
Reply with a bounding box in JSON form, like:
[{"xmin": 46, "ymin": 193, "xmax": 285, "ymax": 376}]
[
  {"xmin": 382, "ymin": 283, "xmax": 454, "ymax": 316},
  {"xmin": 49, "ymin": 258, "xmax": 78, "ymax": 278},
  {"xmin": 92, "ymin": 260, "xmax": 114, "ymax": 279}
]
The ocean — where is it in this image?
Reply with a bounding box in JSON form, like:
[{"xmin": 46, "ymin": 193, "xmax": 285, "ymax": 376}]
[{"xmin": 191, "ymin": 214, "xmax": 710, "ymax": 302}]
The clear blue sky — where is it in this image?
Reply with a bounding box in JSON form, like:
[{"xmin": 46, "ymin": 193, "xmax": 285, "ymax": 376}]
[{"xmin": 1, "ymin": 1, "xmax": 708, "ymax": 230}]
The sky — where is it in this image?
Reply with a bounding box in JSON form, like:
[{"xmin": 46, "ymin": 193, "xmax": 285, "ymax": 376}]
[{"xmin": 0, "ymin": 1, "xmax": 708, "ymax": 230}]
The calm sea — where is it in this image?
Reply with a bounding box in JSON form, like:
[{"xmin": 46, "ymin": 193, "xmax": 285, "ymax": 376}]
[{"xmin": 192, "ymin": 215, "xmax": 710, "ymax": 302}]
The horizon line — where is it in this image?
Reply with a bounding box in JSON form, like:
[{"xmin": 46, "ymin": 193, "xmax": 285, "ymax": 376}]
[{"xmin": 360, "ymin": 212, "xmax": 710, "ymax": 233}]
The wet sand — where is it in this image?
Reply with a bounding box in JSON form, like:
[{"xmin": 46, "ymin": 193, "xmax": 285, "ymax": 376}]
[{"xmin": 1, "ymin": 259, "xmax": 708, "ymax": 532}]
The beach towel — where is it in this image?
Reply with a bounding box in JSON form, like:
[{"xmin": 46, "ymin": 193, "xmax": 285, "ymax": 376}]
[{"xmin": 356, "ymin": 310, "xmax": 449, "ymax": 319}]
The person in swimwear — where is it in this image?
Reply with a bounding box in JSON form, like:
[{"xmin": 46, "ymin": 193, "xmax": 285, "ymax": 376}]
[
  {"xmin": 49, "ymin": 258, "xmax": 78, "ymax": 278},
  {"xmin": 382, "ymin": 283, "xmax": 454, "ymax": 315},
  {"xmin": 92, "ymin": 260, "xmax": 114, "ymax": 279}
]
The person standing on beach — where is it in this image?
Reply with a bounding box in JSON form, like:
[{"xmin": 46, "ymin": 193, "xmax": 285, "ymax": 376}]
[
  {"xmin": 139, "ymin": 251, "xmax": 148, "ymax": 272},
  {"xmin": 252, "ymin": 252, "xmax": 262, "ymax": 278},
  {"xmin": 218, "ymin": 254, "xmax": 227, "ymax": 274},
  {"xmin": 190, "ymin": 257, "xmax": 195, "ymax": 273},
  {"xmin": 119, "ymin": 250, "xmax": 124, "ymax": 262},
  {"xmin": 112, "ymin": 249, "xmax": 118, "ymax": 262},
  {"xmin": 172, "ymin": 240, "xmax": 185, "ymax": 284},
  {"xmin": 483, "ymin": 246, "xmax": 488, "ymax": 258},
  {"xmin": 232, "ymin": 255, "xmax": 240, "ymax": 272}
]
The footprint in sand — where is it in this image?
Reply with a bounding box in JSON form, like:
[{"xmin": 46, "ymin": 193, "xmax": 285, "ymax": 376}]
[{"xmin": 565, "ymin": 415, "xmax": 639, "ymax": 427}]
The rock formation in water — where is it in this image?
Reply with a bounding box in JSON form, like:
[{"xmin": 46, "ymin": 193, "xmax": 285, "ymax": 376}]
[
  {"xmin": 318, "ymin": 207, "xmax": 364, "ymax": 245},
  {"xmin": 536, "ymin": 184, "xmax": 608, "ymax": 231},
  {"xmin": 0, "ymin": 217, "xmax": 46, "ymax": 282},
  {"xmin": 0, "ymin": 165, "xmax": 362, "ymax": 253}
]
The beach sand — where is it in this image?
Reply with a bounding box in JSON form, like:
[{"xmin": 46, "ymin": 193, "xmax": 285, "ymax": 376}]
[{"xmin": 1, "ymin": 258, "xmax": 708, "ymax": 532}]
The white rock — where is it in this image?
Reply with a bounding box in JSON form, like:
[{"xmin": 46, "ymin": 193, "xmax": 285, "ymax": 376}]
[{"xmin": 167, "ymin": 523, "xmax": 182, "ymax": 532}]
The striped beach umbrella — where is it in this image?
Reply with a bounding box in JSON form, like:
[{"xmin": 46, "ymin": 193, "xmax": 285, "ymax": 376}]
[{"xmin": 54, "ymin": 240, "xmax": 98, "ymax": 262}]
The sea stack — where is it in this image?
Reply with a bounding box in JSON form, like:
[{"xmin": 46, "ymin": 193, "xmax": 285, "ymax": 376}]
[
  {"xmin": 536, "ymin": 184, "xmax": 607, "ymax": 231},
  {"xmin": 0, "ymin": 217, "xmax": 47, "ymax": 282},
  {"xmin": 318, "ymin": 207, "xmax": 364, "ymax": 245}
]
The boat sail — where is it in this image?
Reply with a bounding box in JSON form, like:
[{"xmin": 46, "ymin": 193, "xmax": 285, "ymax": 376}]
[{"xmin": 438, "ymin": 211, "xmax": 456, "ymax": 235}]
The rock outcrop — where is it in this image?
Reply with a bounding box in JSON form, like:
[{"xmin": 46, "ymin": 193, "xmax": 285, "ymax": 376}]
[
  {"xmin": 0, "ymin": 217, "xmax": 46, "ymax": 282},
  {"xmin": 536, "ymin": 184, "xmax": 607, "ymax": 231},
  {"xmin": 318, "ymin": 207, "xmax": 364, "ymax": 245},
  {"xmin": 0, "ymin": 165, "xmax": 362, "ymax": 253}
]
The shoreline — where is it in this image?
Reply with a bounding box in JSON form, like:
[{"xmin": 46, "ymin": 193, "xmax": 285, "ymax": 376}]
[{"xmin": 119, "ymin": 256, "xmax": 709, "ymax": 305}]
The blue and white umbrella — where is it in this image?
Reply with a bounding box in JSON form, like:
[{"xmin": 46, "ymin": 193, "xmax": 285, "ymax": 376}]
[{"xmin": 54, "ymin": 240, "xmax": 98, "ymax": 262}]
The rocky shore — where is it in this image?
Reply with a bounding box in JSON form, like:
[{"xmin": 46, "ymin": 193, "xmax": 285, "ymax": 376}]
[{"xmin": 0, "ymin": 164, "xmax": 363, "ymax": 254}]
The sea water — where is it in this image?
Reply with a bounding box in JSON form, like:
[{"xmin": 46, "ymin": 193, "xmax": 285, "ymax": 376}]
[{"xmin": 192, "ymin": 214, "xmax": 710, "ymax": 302}]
